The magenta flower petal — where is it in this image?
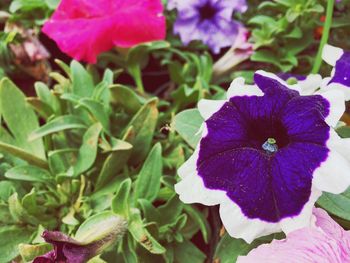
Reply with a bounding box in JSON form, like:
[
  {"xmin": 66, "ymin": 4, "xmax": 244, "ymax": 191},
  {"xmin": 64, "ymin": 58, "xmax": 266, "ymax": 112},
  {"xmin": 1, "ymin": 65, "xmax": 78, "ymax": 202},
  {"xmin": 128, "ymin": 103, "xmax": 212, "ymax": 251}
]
[
  {"xmin": 42, "ymin": 0, "xmax": 166, "ymax": 63},
  {"xmin": 238, "ymin": 208, "xmax": 350, "ymax": 263}
]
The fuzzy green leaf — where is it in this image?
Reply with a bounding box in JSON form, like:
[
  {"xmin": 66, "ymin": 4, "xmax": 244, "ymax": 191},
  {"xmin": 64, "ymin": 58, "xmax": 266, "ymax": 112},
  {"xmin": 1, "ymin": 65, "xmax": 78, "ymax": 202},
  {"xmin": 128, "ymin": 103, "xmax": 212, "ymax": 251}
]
[
  {"xmin": 174, "ymin": 109, "xmax": 203, "ymax": 149},
  {"xmin": 73, "ymin": 123, "xmax": 102, "ymax": 176},
  {"xmin": 5, "ymin": 165, "xmax": 52, "ymax": 183},
  {"xmin": 0, "ymin": 78, "xmax": 45, "ymax": 158},
  {"xmin": 112, "ymin": 178, "xmax": 132, "ymax": 219},
  {"xmin": 71, "ymin": 60, "xmax": 94, "ymax": 97},
  {"xmin": 134, "ymin": 143, "xmax": 162, "ymax": 202},
  {"xmin": 29, "ymin": 115, "xmax": 87, "ymax": 141},
  {"xmin": 124, "ymin": 98, "xmax": 159, "ymax": 164},
  {"xmin": 0, "ymin": 226, "xmax": 33, "ymax": 263}
]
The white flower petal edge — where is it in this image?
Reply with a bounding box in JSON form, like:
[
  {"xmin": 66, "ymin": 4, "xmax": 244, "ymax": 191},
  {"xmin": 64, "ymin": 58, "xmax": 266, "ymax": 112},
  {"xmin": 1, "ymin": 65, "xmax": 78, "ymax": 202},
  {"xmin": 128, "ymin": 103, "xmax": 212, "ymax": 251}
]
[
  {"xmin": 279, "ymin": 187, "xmax": 321, "ymax": 234},
  {"xmin": 322, "ymin": 44, "xmax": 344, "ymax": 66},
  {"xmin": 317, "ymin": 90, "xmax": 345, "ymax": 127},
  {"xmin": 313, "ymin": 130, "xmax": 350, "ymax": 194},
  {"xmin": 328, "ymin": 130, "xmax": 350, "ymax": 162},
  {"xmin": 324, "ymin": 83, "xmax": 350, "ymax": 101},
  {"xmin": 227, "ymin": 77, "xmax": 263, "ymax": 99},
  {"xmin": 294, "ymin": 74, "xmax": 322, "ymax": 96},
  {"xmin": 197, "ymin": 99, "xmax": 226, "ymax": 120},
  {"xmin": 175, "ymin": 146, "xmax": 226, "ymax": 206},
  {"xmin": 219, "ymin": 197, "xmax": 281, "ymax": 243}
]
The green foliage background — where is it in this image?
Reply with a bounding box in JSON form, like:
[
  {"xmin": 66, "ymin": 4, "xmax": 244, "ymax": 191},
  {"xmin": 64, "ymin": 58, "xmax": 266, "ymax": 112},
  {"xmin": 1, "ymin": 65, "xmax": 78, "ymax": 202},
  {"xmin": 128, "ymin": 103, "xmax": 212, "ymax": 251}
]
[{"xmin": 0, "ymin": 0, "xmax": 350, "ymax": 262}]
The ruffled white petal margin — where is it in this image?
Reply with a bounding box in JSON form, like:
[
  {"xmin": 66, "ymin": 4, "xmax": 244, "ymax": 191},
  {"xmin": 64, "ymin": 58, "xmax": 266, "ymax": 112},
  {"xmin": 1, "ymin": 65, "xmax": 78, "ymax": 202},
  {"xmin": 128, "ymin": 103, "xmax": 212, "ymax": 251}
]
[
  {"xmin": 318, "ymin": 90, "xmax": 345, "ymax": 127},
  {"xmin": 320, "ymin": 44, "xmax": 350, "ymax": 101},
  {"xmin": 322, "ymin": 44, "xmax": 344, "ymax": 66},
  {"xmin": 313, "ymin": 130, "xmax": 350, "ymax": 194},
  {"xmin": 175, "ymin": 71, "xmax": 350, "ymax": 243}
]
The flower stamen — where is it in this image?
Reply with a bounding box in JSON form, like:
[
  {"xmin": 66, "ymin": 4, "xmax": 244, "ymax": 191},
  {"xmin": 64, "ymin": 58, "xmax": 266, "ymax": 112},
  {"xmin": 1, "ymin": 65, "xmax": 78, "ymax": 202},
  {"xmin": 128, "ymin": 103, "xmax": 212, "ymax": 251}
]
[{"xmin": 262, "ymin": 137, "xmax": 278, "ymax": 153}]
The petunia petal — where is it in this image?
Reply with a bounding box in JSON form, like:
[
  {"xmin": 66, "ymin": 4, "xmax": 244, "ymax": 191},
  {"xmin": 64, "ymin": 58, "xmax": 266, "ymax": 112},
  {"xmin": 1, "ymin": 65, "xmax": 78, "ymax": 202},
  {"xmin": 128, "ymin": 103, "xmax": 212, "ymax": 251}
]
[
  {"xmin": 197, "ymin": 99, "xmax": 226, "ymax": 120},
  {"xmin": 313, "ymin": 132, "xmax": 350, "ymax": 194},
  {"xmin": 322, "ymin": 44, "xmax": 344, "ymax": 66},
  {"xmin": 279, "ymin": 187, "xmax": 321, "ymax": 234},
  {"xmin": 238, "ymin": 208, "xmax": 350, "ymax": 263},
  {"xmin": 42, "ymin": 0, "xmax": 166, "ymax": 63},
  {"xmin": 318, "ymin": 90, "xmax": 345, "ymax": 127},
  {"xmin": 219, "ymin": 196, "xmax": 281, "ymax": 243},
  {"xmin": 226, "ymin": 77, "xmax": 263, "ymax": 99}
]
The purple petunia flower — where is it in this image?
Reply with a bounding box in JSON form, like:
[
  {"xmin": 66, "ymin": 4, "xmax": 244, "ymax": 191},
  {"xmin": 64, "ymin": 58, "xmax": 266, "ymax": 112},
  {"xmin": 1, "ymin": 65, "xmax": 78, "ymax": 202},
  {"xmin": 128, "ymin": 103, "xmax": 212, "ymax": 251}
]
[
  {"xmin": 322, "ymin": 44, "xmax": 350, "ymax": 100},
  {"xmin": 175, "ymin": 71, "xmax": 350, "ymax": 243},
  {"xmin": 169, "ymin": 0, "xmax": 247, "ymax": 53}
]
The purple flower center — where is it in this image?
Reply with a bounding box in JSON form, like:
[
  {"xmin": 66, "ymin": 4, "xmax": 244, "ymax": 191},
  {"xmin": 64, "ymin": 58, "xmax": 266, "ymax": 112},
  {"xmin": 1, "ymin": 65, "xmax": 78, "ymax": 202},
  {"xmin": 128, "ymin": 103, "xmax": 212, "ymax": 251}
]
[
  {"xmin": 196, "ymin": 73, "xmax": 330, "ymax": 222},
  {"xmin": 198, "ymin": 2, "xmax": 217, "ymax": 21}
]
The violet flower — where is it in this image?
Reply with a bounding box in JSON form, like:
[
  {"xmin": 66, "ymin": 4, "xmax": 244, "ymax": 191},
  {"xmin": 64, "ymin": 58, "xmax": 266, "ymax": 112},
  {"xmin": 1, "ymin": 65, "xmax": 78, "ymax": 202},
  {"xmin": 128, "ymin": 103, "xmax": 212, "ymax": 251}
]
[
  {"xmin": 238, "ymin": 208, "xmax": 350, "ymax": 262},
  {"xmin": 169, "ymin": 0, "xmax": 247, "ymax": 54},
  {"xmin": 175, "ymin": 70, "xmax": 350, "ymax": 243}
]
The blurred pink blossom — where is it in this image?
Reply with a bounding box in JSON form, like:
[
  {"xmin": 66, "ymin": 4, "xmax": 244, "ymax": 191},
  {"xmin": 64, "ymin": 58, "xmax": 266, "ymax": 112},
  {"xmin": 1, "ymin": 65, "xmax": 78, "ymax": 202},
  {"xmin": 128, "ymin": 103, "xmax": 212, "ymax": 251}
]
[{"xmin": 238, "ymin": 208, "xmax": 350, "ymax": 263}]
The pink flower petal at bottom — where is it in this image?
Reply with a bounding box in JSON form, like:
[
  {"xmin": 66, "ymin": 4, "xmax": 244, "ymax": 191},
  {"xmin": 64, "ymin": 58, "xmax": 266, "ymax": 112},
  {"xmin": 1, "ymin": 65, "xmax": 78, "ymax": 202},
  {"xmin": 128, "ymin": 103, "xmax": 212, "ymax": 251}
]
[
  {"xmin": 42, "ymin": 0, "xmax": 166, "ymax": 63},
  {"xmin": 238, "ymin": 208, "xmax": 350, "ymax": 263}
]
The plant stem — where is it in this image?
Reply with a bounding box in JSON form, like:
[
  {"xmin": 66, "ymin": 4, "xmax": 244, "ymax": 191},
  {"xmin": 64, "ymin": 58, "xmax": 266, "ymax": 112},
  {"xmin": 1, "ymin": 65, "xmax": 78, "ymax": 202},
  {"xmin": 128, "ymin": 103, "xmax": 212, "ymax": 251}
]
[{"xmin": 311, "ymin": 0, "xmax": 335, "ymax": 74}]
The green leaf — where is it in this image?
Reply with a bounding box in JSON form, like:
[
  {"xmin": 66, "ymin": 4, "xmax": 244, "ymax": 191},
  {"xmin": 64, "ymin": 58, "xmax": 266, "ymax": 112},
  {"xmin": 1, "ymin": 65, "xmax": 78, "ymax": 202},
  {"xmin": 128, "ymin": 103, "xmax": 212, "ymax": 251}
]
[
  {"xmin": 0, "ymin": 181, "xmax": 19, "ymax": 201},
  {"xmin": 336, "ymin": 126, "xmax": 350, "ymax": 138},
  {"xmin": 0, "ymin": 141, "xmax": 48, "ymax": 169},
  {"xmin": 48, "ymin": 148, "xmax": 77, "ymax": 176},
  {"xmin": 29, "ymin": 115, "xmax": 87, "ymax": 141},
  {"xmin": 173, "ymin": 109, "xmax": 203, "ymax": 149},
  {"xmin": 128, "ymin": 208, "xmax": 166, "ymax": 254},
  {"xmin": 8, "ymin": 193, "xmax": 40, "ymax": 225},
  {"xmin": 95, "ymin": 141, "xmax": 132, "ymax": 190},
  {"xmin": 26, "ymin": 97, "xmax": 54, "ymax": 120},
  {"xmin": 34, "ymin": 82, "xmax": 60, "ymax": 113},
  {"xmin": 134, "ymin": 143, "xmax": 162, "ymax": 202},
  {"xmin": 0, "ymin": 78, "xmax": 45, "ymax": 158},
  {"xmin": 173, "ymin": 240, "xmax": 206, "ymax": 263},
  {"xmin": 19, "ymin": 243, "xmax": 52, "ymax": 262},
  {"xmin": 71, "ymin": 60, "xmax": 95, "ymax": 97},
  {"xmin": 183, "ymin": 206, "xmax": 211, "ymax": 243},
  {"xmin": 112, "ymin": 178, "xmax": 132, "ymax": 219},
  {"xmin": 157, "ymin": 194, "xmax": 183, "ymax": 225},
  {"xmin": 317, "ymin": 188, "xmax": 350, "ymax": 221},
  {"xmin": 78, "ymin": 98, "xmax": 110, "ymax": 133},
  {"xmin": 109, "ymin": 84, "xmax": 144, "ymax": 114},
  {"xmin": 124, "ymin": 98, "xmax": 159, "ymax": 164},
  {"xmin": 73, "ymin": 123, "xmax": 102, "ymax": 176},
  {"xmin": 0, "ymin": 226, "xmax": 32, "ymax": 263},
  {"xmin": 213, "ymin": 233, "xmax": 276, "ymax": 262},
  {"xmin": 5, "ymin": 165, "xmax": 52, "ymax": 183},
  {"xmin": 75, "ymin": 211, "xmax": 127, "ymax": 245}
]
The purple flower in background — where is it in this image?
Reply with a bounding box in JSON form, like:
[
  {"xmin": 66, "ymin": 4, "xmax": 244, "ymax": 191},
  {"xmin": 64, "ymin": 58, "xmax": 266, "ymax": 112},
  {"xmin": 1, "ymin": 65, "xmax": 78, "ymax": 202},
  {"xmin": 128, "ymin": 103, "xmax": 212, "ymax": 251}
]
[
  {"xmin": 169, "ymin": 0, "xmax": 247, "ymax": 53},
  {"xmin": 238, "ymin": 208, "xmax": 350, "ymax": 263},
  {"xmin": 322, "ymin": 44, "xmax": 350, "ymax": 100},
  {"xmin": 175, "ymin": 71, "xmax": 350, "ymax": 243}
]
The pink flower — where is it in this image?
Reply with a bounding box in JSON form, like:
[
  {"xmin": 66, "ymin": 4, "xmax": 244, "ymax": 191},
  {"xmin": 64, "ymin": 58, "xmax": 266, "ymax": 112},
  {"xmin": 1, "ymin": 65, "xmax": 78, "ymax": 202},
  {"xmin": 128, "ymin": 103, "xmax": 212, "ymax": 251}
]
[
  {"xmin": 238, "ymin": 208, "xmax": 350, "ymax": 263},
  {"xmin": 212, "ymin": 26, "xmax": 253, "ymax": 78},
  {"xmin": 42, "ymin": 0, "xmax": 166, "ymax": 63}
]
